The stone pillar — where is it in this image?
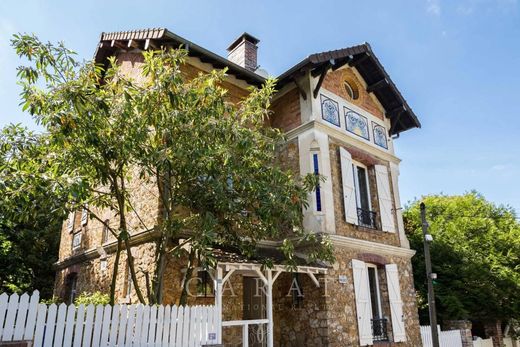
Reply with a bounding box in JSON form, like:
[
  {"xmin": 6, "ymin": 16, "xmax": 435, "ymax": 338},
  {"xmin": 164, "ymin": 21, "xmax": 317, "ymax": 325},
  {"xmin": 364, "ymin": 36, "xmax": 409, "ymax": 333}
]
[
  {"xmin": 444, "ymin": 320, "xmax": 474, "ymax": 347},
  {"xmin": 484, "ymin": 320, "xmax": 503, "ymax": 347}
]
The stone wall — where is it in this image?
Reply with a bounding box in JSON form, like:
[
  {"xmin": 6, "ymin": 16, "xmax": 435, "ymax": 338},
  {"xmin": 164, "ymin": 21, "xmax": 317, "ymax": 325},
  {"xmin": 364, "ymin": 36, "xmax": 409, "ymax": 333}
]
[
  {"xmin": 328, "ymin": 138, "xmax": 401, "ymax": 247},
  {"xmin": 54, "ymin": 50, "xmax": 253, "ymax": 301},
  {"xmin": 274, "ymin": 272, "xmax": 329, "ymax": 347},
  {"xmin": 485, "ymin": 321, "xmax": 504, "ymax": 347},
  {"xmin": 323, "ymin": 245, "xmax": 421, "ymax": 347},
  {"xmin": 54, "ymin": 241, "xmax": 157, "ymax": 303},
  {"xmin": 444, "ymin": 320, "xmax": 474, "ymax": 347}
]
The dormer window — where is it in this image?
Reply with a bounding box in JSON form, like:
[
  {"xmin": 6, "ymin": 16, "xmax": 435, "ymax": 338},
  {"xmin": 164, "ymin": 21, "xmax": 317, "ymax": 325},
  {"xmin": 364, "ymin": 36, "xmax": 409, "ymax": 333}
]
[{"xmin": 344, "ymin": 80, "xmax": 359, "ymax": 100}]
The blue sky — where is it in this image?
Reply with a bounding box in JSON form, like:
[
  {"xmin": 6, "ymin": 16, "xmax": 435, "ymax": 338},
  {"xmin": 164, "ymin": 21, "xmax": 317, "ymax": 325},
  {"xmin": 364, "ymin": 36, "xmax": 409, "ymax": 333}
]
[{"xmin": 1, "ymin": 0, "xmax": 519, "ymax": 214}]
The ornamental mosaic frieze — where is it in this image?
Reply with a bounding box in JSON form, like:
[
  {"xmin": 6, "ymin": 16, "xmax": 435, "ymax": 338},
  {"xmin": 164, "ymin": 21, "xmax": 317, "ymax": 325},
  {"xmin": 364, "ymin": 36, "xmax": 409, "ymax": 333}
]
[
  {"xmin": 320, "ymin": 94, "xmax": 340, "ymax": 127},
  {"xmin": 345, "ymin": 108, "xmax": 370, "ymax": 140},
  {"xmin": 372, "ymin": 122, "xmax": 388, "ymax": 149}
]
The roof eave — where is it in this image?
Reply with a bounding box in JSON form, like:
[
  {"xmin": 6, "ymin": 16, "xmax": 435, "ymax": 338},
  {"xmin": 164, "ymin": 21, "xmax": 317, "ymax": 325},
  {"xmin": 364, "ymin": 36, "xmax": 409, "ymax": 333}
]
[{"xmin": 94, "ymin": 28, "xmax": 267, "ymax": 88}]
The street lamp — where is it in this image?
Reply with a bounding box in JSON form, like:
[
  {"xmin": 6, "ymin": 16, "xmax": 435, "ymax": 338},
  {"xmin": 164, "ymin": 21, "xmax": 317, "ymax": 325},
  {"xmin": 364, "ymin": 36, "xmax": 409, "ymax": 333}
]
[{"xmin": 420, "ymin": 202, "xmax": 440, "ymax": 347}]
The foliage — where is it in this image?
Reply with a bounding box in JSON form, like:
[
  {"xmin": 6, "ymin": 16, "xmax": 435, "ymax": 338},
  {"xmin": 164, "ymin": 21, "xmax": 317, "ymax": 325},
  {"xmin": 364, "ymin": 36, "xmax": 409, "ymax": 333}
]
[
  {"xmin": 404, "ymin": 192, "xmax": 520, "ymax": 323},
  {"xmin": 8, "ymin": 33, "xmax": 334, "ymax": 304},
  {"xmin": 40, "ymin": 296, "xmax": 62, "ymax": 305},
  {"xmin": 74, "ymin": 291, "xmax": 110, "ymax": 306},
  {"xmin": 0, "ymin": 125, "xmax": 68, "ymax": 298}
]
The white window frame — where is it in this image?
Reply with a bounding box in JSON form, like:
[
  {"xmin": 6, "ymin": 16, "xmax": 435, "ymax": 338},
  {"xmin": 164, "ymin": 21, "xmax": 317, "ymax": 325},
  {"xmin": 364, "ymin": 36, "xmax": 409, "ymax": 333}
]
[
  {"xmin": 366, "ymin": 263, "xmax": 383, "ymax": 320},
  {"xmin": 352, "ymin": 161, "xmax": 372, "ymax": 211},
  {"xmin": 72, "ymin": 232, "xmax": 82, "ymax": 251},
  {"xmin": 310, "ymin": 150, "xmax": 323, "ymax": 214},
  {"xmin": 67, "ymin": 212, "xmax": 75, "ymax": 233},
  {"xmin": 81, "ymin": 206, "xmax": 88, "ymax": 226}
]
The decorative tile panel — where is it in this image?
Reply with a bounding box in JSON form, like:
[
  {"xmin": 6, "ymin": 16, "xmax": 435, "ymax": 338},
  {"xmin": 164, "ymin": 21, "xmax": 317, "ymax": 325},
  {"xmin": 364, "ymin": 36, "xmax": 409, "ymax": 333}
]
[
  {"xmin": 320, "ymin": 94, "xmax": 340, "ymax": 127},
  {"xmin": 372, "ymin": 122, "xmax": 388, "ymax": 149},
  {"xmin": 345, "ymin": 108, "xmax": 370, "ymax": 140}
]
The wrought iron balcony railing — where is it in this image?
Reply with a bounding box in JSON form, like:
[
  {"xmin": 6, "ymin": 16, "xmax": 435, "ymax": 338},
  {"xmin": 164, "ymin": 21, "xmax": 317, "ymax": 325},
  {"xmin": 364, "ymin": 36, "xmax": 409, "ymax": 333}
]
[
  {"xmin": 357, "ymin": 208, "xmax": 378, "ymax": 229},
  {"xmin": 372, "ymin": 318, "xmax": 389, "ymax": 341}
]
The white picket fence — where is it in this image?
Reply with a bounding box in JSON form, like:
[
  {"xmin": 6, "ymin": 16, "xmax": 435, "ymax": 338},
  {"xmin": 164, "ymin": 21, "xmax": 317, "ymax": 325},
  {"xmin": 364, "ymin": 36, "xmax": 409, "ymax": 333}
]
[
  {"xmin": 473, "ymin": 337, "xmax": 494, "ymax": 347},
  {"xmin": 503, "ymin": 336, "xmax": 519, "ymax": 347},
  {"xmin": 0, "ymin": 291, "xmax": 219, "ymax": 347},
  {"xmin": 421, "ymin": 325, "xmax": 463, "ymax": 347}
]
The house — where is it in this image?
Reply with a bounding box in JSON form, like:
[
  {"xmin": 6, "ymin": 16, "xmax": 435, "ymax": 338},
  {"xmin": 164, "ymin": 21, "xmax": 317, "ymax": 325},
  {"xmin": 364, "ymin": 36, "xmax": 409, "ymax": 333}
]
[{"xmin": 54, "ymin": 28, "xmax": 422, "ymax": 347}]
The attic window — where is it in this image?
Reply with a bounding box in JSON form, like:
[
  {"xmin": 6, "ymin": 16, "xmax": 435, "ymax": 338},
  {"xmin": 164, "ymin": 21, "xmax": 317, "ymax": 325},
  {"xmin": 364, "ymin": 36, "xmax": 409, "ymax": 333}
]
[{"xmin": 344, "ymin": 81, "xmax": 359, "ymax": 100}]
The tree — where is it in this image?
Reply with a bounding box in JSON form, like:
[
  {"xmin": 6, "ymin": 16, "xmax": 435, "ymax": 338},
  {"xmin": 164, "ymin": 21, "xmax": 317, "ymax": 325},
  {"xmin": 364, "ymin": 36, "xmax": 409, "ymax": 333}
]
[
  {"xmin": 9, "ymin": 34, "xmax": 333, "ymax": 304},
  {"xmin": 0, "ymin": 125, "xmax": 69, "ymax": 298},
  {"xmin": 404, "ymin": 192, "xmax": 520, "ymax": 324}
]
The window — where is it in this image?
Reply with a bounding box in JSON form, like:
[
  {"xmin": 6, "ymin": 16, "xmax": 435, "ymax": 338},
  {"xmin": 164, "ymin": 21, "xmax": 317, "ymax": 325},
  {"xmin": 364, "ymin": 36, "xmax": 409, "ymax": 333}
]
[
  {"xmin": 353, "ymin": 162, "xmax": 376, "ymax": 228},
  {"xmin": 344, "ymin": 80, "xmax": 359, "ymax": 100},
  {"xmin": 67, "ymin": 212, "xmax": 75, "ymax": 233},
  {"xmin": 366, "ymin": 264, "xmax": 388, "ymax": 341},
  {"xmin": 367, "ymin": 265, "xmax": 382, "ymax": 320},
  {"xmin": 312, "ymin": 153, "xmax": 322, "ymax": 212},
  {"xmin": 196, "ymin": 270, "xmax": 214, "ymax": 297},
  {"xmin": 72, "ymin": 232, "xmax": 82, "ymax": 251},
  {"xmin": 67, "ymin": 274, "xmax": 78, "ymax": 304},
  {"xmin": 101, "ymin": 219, "xmax": 110, "ymax": 244},
  {"xmin": 81, "ymin": 206, "xmax": 88, "ymax": 226}
]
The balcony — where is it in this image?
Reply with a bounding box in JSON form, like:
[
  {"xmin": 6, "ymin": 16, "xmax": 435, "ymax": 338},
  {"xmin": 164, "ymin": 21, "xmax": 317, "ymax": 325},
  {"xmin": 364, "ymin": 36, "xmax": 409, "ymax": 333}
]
[
  {"xmin": 372, "ymin": 318, "xmax": 389, "ymax": 341},
  {"xmin": 357, "ymin": 208, "xmax": 378, "ymax": 229}
]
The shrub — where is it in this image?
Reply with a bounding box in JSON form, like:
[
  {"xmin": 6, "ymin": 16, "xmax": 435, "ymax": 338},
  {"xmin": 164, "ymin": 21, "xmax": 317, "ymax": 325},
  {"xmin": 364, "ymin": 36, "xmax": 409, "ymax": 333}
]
[{"xmin": 74, "ymin": 292, "xmax": 110, "ymax": 306}]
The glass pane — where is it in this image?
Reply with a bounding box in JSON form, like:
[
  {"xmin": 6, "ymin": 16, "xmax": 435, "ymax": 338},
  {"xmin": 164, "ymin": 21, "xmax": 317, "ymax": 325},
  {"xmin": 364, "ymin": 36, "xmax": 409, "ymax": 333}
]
[
  {"xmin": 357, "ymin": 167, "xmax": 370, "ymax": 210},
  {"xmin": 368, "ymin": 267, "xmax": 381, "ymax": 319}
]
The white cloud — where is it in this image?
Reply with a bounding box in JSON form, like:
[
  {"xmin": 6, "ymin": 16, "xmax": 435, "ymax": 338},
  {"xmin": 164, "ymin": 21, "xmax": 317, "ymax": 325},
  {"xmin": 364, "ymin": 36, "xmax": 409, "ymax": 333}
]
[
  {"xmin": 491, "ymin": 164, "xmax": 509, "ymax": 171},
  {"xmin": 427, "ymin": 0, "xmax": 442, "ymax": 15},
  {"xmin": 456, "ymin": 0, "xmax": 518, "ymax": 15}
]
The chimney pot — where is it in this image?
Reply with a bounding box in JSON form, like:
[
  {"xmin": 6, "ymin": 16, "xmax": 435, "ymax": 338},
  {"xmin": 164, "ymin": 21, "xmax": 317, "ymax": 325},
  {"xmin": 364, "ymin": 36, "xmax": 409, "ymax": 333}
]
[{"xmin": 227, "ymin": 32, "xmax": 260, "ymax": 72}]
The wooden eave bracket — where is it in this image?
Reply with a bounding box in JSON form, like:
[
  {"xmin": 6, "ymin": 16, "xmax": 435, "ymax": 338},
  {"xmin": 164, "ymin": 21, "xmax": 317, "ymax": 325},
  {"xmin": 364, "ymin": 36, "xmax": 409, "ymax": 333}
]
[
  {"xmin": 144, "ymin": 39, "xmax": 160, "ymax": 50},
  {"xmin": 388, "ymin": 105, "xmax": 407, "ymax": 135},
  {"xmin": 312, "ymin": 60, "xmax": 333, "ymax": 98},
  {"xmin": 367, "ymin": 78, "xmax": 389, "ymax": 93},
  {"xmin": 292, "ymin": 76, "xmax": 307, "ymax": 100},
  {"xmin": 311, "ymin": 56, "xmax": 353, "ymax": 98}
]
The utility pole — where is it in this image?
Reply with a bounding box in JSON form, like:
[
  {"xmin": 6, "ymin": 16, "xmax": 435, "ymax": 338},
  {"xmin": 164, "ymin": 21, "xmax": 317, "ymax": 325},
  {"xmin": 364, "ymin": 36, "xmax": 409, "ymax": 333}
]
[{"xmin": 420, "ymin": 202, "xmax": 440, "ymax": 347}]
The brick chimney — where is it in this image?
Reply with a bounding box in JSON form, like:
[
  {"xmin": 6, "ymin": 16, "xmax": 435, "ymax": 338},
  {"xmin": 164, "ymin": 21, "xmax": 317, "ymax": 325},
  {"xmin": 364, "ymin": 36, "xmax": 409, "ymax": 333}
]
[{"xmin": 227, "ymin": 33, "xmax": 260, "ymax": 72}]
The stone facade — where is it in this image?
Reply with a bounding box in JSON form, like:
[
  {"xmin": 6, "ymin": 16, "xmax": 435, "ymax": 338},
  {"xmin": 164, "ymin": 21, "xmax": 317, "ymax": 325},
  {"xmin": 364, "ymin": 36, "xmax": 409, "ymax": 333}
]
[
  {"xmin": 54, "ymin": 39, "xmax": 422, "ymax": 347},
  {"xmin": 444, "ymin": 320, "xmax": 474, "ymax": 347}
]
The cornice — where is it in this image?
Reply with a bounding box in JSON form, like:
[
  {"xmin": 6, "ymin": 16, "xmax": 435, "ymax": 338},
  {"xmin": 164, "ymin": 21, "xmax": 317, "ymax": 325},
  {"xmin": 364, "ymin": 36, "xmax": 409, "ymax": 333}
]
[
  {"xmin": 328, "ymin": 234, "xmax": 416, "ymax": 258},
  {"xmin": 284, "ymin": 120, "xmax": 402, "ymax": 164}
]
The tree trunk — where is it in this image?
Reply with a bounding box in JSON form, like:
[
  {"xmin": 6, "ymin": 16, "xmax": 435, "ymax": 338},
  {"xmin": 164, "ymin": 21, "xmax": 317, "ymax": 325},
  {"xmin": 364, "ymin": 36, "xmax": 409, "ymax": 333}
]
[
  {"xmin": 114, "ymin": 172, "xmax": 147, "ymax": 304},
  {"xmin": 179, "ymin": 249, "xmax": 196, "ymax": 306},
  {"xmin": 109, "ymin": 236, "xmax": 122, "ymax": 305},
  {"xmin": 151, "ymin": 235, "xmax": 167, "ymax": 304},
  {"xmin": 123, "ymin": 237, "xmax": 147, "ymax": 304}
]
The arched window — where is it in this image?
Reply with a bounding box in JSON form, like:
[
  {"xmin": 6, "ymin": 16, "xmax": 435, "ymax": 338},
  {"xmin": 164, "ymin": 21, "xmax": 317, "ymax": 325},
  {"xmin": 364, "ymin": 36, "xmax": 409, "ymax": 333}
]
[{"xmin": 344, "ymin": 80, "xmax": 360, "ymax": 100}]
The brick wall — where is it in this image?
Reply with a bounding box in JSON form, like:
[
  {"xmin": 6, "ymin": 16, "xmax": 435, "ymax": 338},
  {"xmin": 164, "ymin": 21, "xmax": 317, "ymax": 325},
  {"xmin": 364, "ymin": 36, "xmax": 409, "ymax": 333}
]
[
  {"xmin": 322, "ymin": 67, "xmax": 385, "ymax": 120},
  {"xmin": 270, "ymin": 88, "xmax": 302, "ymax": 132}
]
